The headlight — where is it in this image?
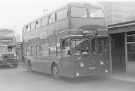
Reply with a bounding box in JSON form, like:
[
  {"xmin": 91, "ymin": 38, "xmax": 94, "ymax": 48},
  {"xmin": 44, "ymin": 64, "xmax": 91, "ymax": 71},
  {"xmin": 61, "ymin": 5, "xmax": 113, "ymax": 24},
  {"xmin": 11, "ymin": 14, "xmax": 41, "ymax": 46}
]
[
  {"xmin": 76, "ymin": 72, "xmax": 80, "ymax": 77},
  {"xmin": 100, "ymin": 61, "xmax": 104, "ymax": 65},
  {"xmin": 77, "ymin": 56, "xmax": 81, "ymax": 60},
  {"xmin": 105, "ymin": 69, "xmax": 108, "ymax": 73},
  {"xmin": 80, "ymin": 62, "xmax": 84, "ymax": 68}
]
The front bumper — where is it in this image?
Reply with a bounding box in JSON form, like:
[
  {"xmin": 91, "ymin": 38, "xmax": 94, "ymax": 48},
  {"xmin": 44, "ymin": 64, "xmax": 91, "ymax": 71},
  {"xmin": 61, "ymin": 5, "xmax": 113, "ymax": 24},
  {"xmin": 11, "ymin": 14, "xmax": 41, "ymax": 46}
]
[
  {"xmin": 74, "ymin": 67, "xmax": 109, "ymax": 77},
  {"xmin": 60, "ymin": 64, "xmax": 110, "ymax": 78}
]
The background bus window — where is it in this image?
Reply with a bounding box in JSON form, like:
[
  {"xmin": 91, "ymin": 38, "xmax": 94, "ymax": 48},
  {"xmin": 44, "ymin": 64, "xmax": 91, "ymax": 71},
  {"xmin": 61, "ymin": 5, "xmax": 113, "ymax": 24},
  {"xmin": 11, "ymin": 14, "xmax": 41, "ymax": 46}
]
[
  {"xmin": 57, "ymin": 9, "xmax": 67, "ymax": 20},
  {"xmin": 89, "ymin": 8, "xmax": 104, "ymax": 18},
  {"xmin": 71, "ymin": 7, "xmax": 87, "ymax": 18}
]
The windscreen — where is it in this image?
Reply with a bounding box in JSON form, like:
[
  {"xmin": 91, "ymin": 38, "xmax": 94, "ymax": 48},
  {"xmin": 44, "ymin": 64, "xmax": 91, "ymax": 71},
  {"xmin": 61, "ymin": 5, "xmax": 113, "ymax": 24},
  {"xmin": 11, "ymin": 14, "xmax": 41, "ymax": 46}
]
[{"xmin": 71, "ymin": 38, "xmax": 89, "ymax": 55}]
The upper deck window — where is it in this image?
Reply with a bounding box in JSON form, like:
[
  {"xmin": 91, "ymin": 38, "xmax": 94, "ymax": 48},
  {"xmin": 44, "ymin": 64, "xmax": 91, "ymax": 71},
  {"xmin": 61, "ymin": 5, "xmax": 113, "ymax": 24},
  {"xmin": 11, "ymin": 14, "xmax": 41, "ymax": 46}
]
[
  {"xmin": 57, "ymin": 9, "xmax": 68, "ymax": 20},
  {"xmin": 31, "ymin": 22, "xmax": 36, "ymax": 30},
  {"xmin": 71, "ymin": 7, "xmax": 87, "ymax": 18},
  {"xmin": 41, "ymin": 16, "xmax": 48, "ymax": 26},
  {"xmin": 89, "ymin": 8, "xmax": 104, "ymax": 18},
  {"xmin": 49, "ymin": 13, "xmax": 55, "ymax": 24},
  {"xmin": 26, "ymin": 25, "xmax": 31, "ymax": 32},
  {"xmin": 23, "ymin": 26, "xmax": 27, "ymax": 32},
  {"xmin": 35, "ymin": 20, "xmax": 40, "ymax": 28}
]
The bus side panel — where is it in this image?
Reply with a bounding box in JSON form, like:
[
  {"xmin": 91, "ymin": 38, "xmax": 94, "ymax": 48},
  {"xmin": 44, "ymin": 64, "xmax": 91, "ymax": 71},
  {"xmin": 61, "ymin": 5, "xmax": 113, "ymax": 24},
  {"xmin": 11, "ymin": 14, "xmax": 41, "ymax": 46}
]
[
  {"xmin": 59, "ymin": 56, "xmax": 77, "ymax": 78},
  {"xmin": 26, "ymin": 56, "xmax": 53, "ymax": 74}
]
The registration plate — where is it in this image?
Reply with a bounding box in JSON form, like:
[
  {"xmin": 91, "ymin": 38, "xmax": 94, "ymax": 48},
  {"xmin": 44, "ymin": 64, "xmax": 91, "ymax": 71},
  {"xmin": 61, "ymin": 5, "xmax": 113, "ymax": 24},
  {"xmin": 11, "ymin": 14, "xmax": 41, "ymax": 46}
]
[{"xmin": 89, "ymin": 67, "xmax": 96, "ymax": 70}]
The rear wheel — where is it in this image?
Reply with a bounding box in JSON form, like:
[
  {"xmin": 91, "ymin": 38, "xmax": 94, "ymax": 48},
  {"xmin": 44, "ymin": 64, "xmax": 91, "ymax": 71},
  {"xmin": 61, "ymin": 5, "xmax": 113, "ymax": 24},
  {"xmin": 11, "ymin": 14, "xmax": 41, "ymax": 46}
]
[{"xmin": 52, "ymin": 64, "xmax": 59, "ymax": 79}]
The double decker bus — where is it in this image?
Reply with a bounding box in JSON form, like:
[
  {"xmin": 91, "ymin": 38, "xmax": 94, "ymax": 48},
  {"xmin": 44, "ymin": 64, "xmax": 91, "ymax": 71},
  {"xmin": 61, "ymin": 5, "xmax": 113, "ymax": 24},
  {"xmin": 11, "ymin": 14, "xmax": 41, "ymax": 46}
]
[
  {"xmin": 0, "ymin": 29, "xmax": 18, "ymax": 67},
  {"xmin": 22, "ymin": 3, "xmax": 111, "ymax": 78}
]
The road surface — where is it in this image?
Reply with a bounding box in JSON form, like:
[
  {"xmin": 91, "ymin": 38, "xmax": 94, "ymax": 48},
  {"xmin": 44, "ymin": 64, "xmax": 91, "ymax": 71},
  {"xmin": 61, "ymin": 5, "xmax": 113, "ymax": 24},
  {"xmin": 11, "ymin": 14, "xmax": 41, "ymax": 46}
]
[{"xmin": 0, "ymin": 66, "xmax": 134, "ymax": 91}]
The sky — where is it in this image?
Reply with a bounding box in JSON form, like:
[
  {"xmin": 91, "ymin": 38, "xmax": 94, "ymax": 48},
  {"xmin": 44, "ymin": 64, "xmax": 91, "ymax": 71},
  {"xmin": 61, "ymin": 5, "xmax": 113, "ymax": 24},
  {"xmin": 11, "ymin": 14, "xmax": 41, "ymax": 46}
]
[{"xmin": 0, "ymin": 0, "xmax": 134, "ymax": 40}]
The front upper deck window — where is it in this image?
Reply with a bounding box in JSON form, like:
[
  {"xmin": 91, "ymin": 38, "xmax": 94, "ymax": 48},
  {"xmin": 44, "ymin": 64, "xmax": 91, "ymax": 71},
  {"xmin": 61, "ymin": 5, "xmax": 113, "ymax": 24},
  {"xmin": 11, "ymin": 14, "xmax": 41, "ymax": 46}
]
[
  {"xmin": 71, "ymin": 7, "xmax": 87, "ymax": 18},
  {"xmin": 89, "ymin": 8, "xmax": 104, "ymax": 18}
]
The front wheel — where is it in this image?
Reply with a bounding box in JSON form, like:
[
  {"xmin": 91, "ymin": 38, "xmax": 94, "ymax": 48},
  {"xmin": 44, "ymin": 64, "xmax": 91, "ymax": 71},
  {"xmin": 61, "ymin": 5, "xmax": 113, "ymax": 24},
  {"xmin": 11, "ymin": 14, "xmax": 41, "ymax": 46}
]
[
  {"xmin": 52, "ymin": 64, "xmax": 59, "ymax": 79},
  {"xmin": 12, "ymin": 64, "xmax": 18, "ymax": 68}
]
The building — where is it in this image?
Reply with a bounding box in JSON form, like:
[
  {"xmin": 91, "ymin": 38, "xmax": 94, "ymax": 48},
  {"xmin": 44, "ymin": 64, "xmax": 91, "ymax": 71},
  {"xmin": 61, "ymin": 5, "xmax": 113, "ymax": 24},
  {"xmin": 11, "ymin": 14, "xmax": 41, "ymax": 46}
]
[
  {"xmin": 100, "ymin": 1, "xmax": 135, "ymax": 25},
  {"xmin": 100, "ymin": 1, "xmax": 135, "ymax": 73}
]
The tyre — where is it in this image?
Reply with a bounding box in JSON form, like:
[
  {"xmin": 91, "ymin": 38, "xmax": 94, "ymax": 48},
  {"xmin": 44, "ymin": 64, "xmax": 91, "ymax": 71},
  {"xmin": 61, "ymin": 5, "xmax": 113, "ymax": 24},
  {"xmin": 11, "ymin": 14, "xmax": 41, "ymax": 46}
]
[
  {"xmin": 11, "ymin": 64, "xmax": 18, "ymax": 68},
  {"xmin": 52, "ymin": 64, "xmax": 59, "ymax": 79}
]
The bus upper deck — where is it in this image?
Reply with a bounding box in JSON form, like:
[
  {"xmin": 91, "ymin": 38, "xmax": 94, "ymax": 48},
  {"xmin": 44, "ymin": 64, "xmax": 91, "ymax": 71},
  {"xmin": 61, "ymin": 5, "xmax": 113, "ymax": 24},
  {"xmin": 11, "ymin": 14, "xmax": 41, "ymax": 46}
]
[{"xmin": 22, "ymin": 3, "xmax": 106, "ymax": 41}]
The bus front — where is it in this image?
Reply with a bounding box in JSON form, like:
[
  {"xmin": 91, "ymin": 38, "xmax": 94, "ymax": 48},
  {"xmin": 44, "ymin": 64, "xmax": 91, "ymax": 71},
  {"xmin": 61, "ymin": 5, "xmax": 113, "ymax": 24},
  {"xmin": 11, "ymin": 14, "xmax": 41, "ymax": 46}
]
[{"xmin": 59, "ymin": 31, "xmax": 110, "ymax": 78}]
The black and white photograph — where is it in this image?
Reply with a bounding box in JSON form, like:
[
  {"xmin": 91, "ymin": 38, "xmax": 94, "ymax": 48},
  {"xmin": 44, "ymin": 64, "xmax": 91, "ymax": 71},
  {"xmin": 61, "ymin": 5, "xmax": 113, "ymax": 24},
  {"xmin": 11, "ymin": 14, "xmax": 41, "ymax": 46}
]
[{"xmin": 0, "ymin": 0, "xmax": 135, "ymax": 91}]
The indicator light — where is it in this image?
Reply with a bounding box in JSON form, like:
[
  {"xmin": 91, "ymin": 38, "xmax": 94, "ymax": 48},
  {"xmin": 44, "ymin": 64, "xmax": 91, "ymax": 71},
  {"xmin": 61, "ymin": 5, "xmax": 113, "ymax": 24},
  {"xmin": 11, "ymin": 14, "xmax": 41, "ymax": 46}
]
[
  {"xmin": 105, "ymin": 69, "xmax": 108, "ymax": 73},
  {"xmin": 100, "ymin": 61, "xmax": 104, "ymax": 65},
  {"xmin": 80, "ymin": 62, "xmax": 84, "ymax": 67},
  {"xmin": 76, "ymin": 73, "xmax": 80, "ymax": 77}
]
